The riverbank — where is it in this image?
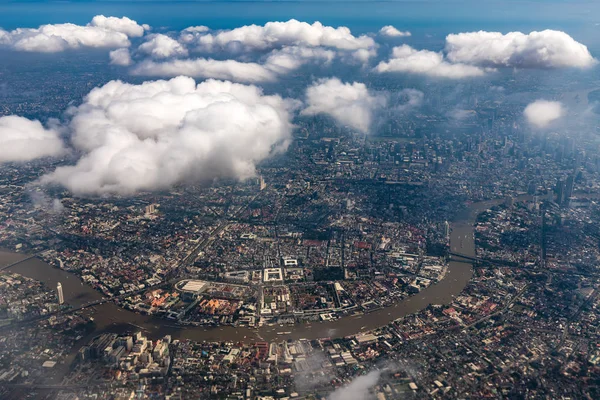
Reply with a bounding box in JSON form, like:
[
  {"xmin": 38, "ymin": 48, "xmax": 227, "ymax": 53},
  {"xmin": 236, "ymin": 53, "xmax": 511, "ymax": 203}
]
[{"xmin": 0, "ymin": 195, "xmax": 529, "ymax": 344}]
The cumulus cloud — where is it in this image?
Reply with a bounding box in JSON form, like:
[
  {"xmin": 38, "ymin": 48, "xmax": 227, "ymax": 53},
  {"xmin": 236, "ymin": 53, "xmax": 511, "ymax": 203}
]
[
  {"xmin": 131, "ymin": 45, "xmax": 337, "ymax": 82},
  {"xmin": 88, "ymin": 15, "xmax": 146, "ymax": 38},
  {"xmin": 350, "ymin": 48, "xmax": 378, "ymax": 63},
  {"xmin": 0, "ymin": 116, "xmax": 65, "ymax": 162},
  {"xmin": 193, "ymin": 19, "xmax": 376, "ymax": 52},
  {"xmin": 379, "ymin": 25, "xmax": 411, "ymax": 38},
  {"xmin": 524, "ymin": 100, "xmax": 565, "ymax": 128},
  {"xmin": 396, "ymin": 88, "xmax": 424, "ymax": 112},
  {"xmin": 183, "ymin": 26, "xmax": 209, "ymax": 34},
  {"xmin": 302, "ymin": 78, "xmax": 387, "ymax": 133},
  {"xmin": 0, "ymin": 15, "xmax": 147, "ymax": 52},
  {"xmin": 138, "ymin": 34, "xmax": 188, "ymax": 59},
  {"xmin": 445, "ymin": 30, "xmax": 596, "ymax": 68},
  {"xmin": 131, "ymin": 58, "xmax": 277, "ymax": 83},
  {"xmin": 39, "ymin": 77, "xmax": 294, "ymax": 195},
  {"xmin": 263, "ymin": 46, "xmax": 336, "ymax": 74},
  {"xmin": 374, "ymin": 29, "xmax": 592, "ymax": 79},
  {"xmin": 375, "ymin": 45, "xmax": 488, "ymax": 78},
  {"xmin": 128, "ymin": 20, "xmax": 376, "ymax": 79},
  {"xmin": 179, "ymin": 26, "xmax": 210, "ymax": 45},
  {"xmin": 109, "ymin": 48, "xmax": 132, "ymax": 66},
  {"xmin": 328, "ymin": 370, "xmax": 381, "ymax": 400}
]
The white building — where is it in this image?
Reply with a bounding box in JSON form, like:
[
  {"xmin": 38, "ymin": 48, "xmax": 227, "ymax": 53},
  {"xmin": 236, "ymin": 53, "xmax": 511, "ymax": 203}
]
[
  {"xmin": 57, "ymin": 282, "xmax": 64, "ymax": 305},
  {"xmin": 263, "ymin": 268, "xmax": 283, "ymax": 283}
]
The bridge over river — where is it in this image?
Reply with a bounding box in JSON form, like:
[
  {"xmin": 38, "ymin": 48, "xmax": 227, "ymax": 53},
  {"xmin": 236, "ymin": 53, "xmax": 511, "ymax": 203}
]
[
  {"xmin": 0, "ymin": 193, "xmax": 560, "ymax": 391},
  {"xmin": 0, "ymin": 194, "xmax": 533, "ymax": 345}
]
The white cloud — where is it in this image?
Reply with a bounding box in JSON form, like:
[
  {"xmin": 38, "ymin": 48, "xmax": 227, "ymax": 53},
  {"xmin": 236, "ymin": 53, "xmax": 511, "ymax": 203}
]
[
  {"xmin": 445, "ymin": 30, "xmax": 596, "ymax": 68},
  {"xmin": 263, "ymin": 46, "xmax": 336, "ymax": 74},
  {"xmin": 524, "ymin": 100, "xmax": 565, "ymax": 128},
  {"xmin": 129, "ymin": 20, "xmax": 376, "ymax": 79},
  {"xmin": 52, "ymin": 198, "xmax": 65, "ymax": 213},
  {"xmin": 0, "ymin": 116, "xmax": 65, "ymax": 162},
  {"xmin": 193, "ymin": 19, "xmax": 376, "ymax": 52},
  {"xmin": 375, "ymin": 45, "xmax": 488, "ymax": 78},
  {"xmin": 39, "ymin": 77, "xmax": 294, "ymax": 195},
  {"xmin": 179, "ymin": 26, "xmax": 210, "ymax": 44},
  {"xmin": 29, "ymin": 190, "xmax": 65, "ymax": 214},
  {"xmin": 379, "ymin": 25, "xmax": 411, "ymax": 38},
  {"xmin": 131, "ymin": 45, "xmax": 336, "ymax": 83},
  {"xmin": 302, "ymin": 78, "xmax": 387, "ymax": 133},
  {"xmin": 183, "ymin": 26, "xmax": 210, "ymax": 34},
  {"xmin": 397, "ymin": 88, "xmax": 424, "ymax": 111},
  {"xmin": 328, "ymin": 370, "xmax": 381, "ymax": 400},
  {"xmin": 0, "ymin": 25, "xmax": 130, "ymax": 52},
  {"xmin": 348, "ymin": 48, "xmax": 378, "ymax": 64},
  {"xmin": 449, "ymin": 109, "xmax": 477, "ymax": 120},
  {"xmin": 0, "ymin": 15, "xmax": 147, "ymax": 52},
  {"xmin": 373, "ymin": 29, "xmax": 592, "ymax": 79},
  {"xmin": 131, "ymin": 58, "xmax": 277, "ymax": 83},
  {"xmin": 88, "ymin": 15, "xmax": 146, "ymax": 38},
  {"xmin": 109, "ymin": 48, "xmax": 132, "ymax": 66},
  {"xmin": 138, "ymin": 34, "xmax": 188, "ymax": 59}
]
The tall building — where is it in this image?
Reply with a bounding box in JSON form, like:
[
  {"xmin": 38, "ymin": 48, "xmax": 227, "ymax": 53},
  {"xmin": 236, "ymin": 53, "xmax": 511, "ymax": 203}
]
[
  {"xmin": 527, "ymin": 180, "xmax": 537, "ymax": 195},
  {"xmin": 57, "ymin": 282, "xmax": 64, "ymax": 305},
  {"xmin": 540, "ymin": 206, "xmax": 547, "ymax": 268},
  {"xmin": 555, "ymin": 178, "xmax": 565, "ymax": 205},
  {"xmin": 565, "ymin": 174, "xmax": 575, "ymax": 201},
  {"xmin": 259, "ymin": 175, "xmax": 266, "ymax": 191},
  {"xmin": 145, "ymin": 204, "xmax": 156, "ymax": 215}
]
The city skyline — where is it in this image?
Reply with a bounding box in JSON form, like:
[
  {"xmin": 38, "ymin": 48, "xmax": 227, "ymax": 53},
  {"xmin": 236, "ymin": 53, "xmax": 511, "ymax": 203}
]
[{"xmin": 0, "ymin": 1, "xmax": 600, "ymax": 399}]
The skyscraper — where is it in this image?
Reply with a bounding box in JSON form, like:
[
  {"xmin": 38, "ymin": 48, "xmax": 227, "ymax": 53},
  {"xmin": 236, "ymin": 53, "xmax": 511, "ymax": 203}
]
[
  {"xmin": 555, "ymin": 178, "xmax": 565, "ymax": 205},
  {"xmin": 57, "ymin": 282, "xmax": 64, "ymax": 305},
  {"xmin": 565, "ymin": 174, "xmax": 575, "ymax": 202},
  {"xmin": 259, "ymin": 175, "xmax": 266, "ymax": 191}
]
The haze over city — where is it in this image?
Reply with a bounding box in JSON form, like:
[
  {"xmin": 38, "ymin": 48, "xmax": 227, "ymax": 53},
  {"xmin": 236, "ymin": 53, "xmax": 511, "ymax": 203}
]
[{"xmin": 0, "ymin": 1, "xmax": 599, "ymax": 399}]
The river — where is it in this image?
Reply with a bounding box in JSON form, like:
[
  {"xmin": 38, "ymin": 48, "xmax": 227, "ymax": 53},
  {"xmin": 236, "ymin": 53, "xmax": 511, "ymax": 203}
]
[{"xmin": 0, "ymin": 196, "xmax": 513, "ymax": 344}]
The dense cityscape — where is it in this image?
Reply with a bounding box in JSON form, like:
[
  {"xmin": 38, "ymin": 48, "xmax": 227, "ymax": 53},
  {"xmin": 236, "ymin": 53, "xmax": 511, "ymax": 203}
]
[{"xmin": 1, "ymin": 1, "xmax": 600, "ymax": 399}]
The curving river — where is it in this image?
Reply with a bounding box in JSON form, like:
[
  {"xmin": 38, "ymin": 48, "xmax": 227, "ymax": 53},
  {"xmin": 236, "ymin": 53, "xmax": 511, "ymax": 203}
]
[{"xmin": 0, "ymin": 196, "xmax": 521, "ymax": 344}]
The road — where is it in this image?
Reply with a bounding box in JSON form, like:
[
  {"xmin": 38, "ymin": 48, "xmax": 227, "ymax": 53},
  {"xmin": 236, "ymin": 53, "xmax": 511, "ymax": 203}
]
[
  {"xmin": 463, "ymin": 284, "xmax": 530, "ymax": 329},
  {"xmin": 1, "ymin": 190, "xmax": 264, "ymax": 331}
]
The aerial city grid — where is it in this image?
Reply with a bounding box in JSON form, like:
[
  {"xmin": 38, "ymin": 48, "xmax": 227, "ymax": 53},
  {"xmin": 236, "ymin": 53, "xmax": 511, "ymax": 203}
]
[{"xmin": 0, "ymin": 0, "xmax": 599, "ymax": 399}]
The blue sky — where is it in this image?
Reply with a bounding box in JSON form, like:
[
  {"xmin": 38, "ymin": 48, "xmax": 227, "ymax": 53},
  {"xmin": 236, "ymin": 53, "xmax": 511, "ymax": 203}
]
[{"xmin": 0, "ymin": 1, "xmax": 597, "ymax": 34}]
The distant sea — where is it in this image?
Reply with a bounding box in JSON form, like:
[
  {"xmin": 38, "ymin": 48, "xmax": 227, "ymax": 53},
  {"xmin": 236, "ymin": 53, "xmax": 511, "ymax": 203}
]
[{"xmin": 0, "ymin": 1, "xmax": 599, "ymax": 50}]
